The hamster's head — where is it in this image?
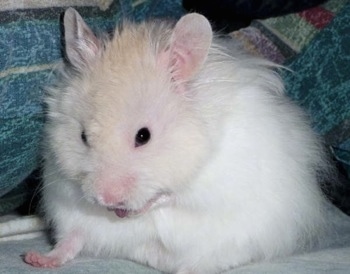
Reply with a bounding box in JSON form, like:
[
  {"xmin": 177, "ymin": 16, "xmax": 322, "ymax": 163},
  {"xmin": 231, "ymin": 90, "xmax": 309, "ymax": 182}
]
[{"xmin": 45, "ymin": 9, "xmax": 213, "ymax": 217}]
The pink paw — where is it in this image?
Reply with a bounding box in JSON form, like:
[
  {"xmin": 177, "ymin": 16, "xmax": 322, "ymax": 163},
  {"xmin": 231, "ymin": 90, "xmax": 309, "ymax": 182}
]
[{"xmin": 24, "ymin": 251, "xmax": 61, "ymax": 268}]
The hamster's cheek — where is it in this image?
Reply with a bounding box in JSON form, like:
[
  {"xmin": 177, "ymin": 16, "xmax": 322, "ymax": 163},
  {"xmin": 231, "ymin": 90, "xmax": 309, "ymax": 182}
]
[{"xmin": 47, "ymin": 125, "xmax": 89, "ymax": 179}]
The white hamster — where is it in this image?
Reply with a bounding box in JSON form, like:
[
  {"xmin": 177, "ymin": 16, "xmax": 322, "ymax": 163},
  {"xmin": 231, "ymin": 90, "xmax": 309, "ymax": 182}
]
[{"xmin": 24, "ymin": 8, "xmax": 331, "ymax": 274}]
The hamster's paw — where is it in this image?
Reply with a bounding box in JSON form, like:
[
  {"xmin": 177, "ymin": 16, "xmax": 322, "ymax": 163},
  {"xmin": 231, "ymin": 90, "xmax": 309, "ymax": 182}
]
[
  {"xmin": 24, "ymin": 230, "xmax": 84, "ymax": 268},
  {"xmin": 24, "ymin": 251, "xmax": 62, "ymax": 268}
]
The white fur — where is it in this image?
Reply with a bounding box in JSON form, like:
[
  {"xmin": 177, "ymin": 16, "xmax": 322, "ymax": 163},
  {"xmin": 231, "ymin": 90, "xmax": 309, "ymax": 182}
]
[{"xmin": 38, "ymin": 10, "xmax": 330, "ymax": 274}]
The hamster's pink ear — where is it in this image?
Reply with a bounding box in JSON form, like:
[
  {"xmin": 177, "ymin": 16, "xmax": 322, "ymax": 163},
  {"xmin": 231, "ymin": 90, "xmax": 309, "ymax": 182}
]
[
  {"xmin": 64, "ymin": 8, "xmax": 101, "ymax": 69},
  {"xmin": 167, "ymin": 13, "xmax": 212, "ymax": 82}
]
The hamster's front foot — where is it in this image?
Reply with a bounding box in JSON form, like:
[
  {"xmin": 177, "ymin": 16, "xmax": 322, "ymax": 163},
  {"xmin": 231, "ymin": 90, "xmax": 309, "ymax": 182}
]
[
  {"xmin": 24, "ymin": 230, "xmax": 84, "ymax": 268},
  {"xmin": 24, "ymin": 251, "xmax": 62, "ymax": 268}
]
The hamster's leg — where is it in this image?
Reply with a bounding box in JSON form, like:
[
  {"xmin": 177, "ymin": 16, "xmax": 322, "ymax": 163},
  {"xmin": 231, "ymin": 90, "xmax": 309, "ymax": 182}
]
[{"xmin": 24, "ymin": 230, "xmax": 83, "ymax": 268}]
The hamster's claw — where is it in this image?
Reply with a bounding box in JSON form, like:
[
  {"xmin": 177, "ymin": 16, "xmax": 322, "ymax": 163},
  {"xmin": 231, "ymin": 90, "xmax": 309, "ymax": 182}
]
[{"xmin": 24, "ymin": 251, "xmax": 61, "ymax": 268}]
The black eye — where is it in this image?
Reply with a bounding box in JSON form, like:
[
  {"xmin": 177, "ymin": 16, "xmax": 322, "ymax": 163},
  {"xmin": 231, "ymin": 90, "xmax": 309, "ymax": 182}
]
[
  {"xmin": 135, "ymin": 127, "xmax": 151, "ymax": 147},
  {"xmin": 81, "ymin": 130, "xmax": 88, "ymax": 146}
]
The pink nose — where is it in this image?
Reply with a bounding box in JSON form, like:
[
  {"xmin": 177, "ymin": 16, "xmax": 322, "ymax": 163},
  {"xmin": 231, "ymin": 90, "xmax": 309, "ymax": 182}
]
[
  {"xmin": 99, "ymin": 190, "xmax": 125, "ymax": 207},
  {"xmin": 95, "ymin": 176, "xmax": 136, "ymax": 207}
]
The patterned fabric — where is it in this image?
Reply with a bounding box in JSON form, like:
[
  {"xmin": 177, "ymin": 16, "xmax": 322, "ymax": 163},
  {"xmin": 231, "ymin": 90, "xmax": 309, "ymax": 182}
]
[
  {"xmin": 282, "ymin": 2, "xmax": 350, "ymax": 214},
  {"xmin": 231, "ymin": 0, "xmax": 347, "ymax": 64},
  {"xmin": 0, "ymin": 0, "xmax": 184, "ymax": 214}
]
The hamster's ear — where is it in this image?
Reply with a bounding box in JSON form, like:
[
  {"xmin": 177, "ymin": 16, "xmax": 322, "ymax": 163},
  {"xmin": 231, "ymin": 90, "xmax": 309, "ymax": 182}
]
[
  {"xmin": 167, "ymin": 13, "xmax": 212, "ymax": 82},
  {"xmin": 63, "ymin": 8, "xmax": 101, "ymax": 69}
]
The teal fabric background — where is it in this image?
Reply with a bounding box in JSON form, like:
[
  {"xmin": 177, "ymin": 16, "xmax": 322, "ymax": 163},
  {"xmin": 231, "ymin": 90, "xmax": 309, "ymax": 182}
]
[{"xmin": 283, "ymin": 3, "xmax": 350, "ymax": 179}]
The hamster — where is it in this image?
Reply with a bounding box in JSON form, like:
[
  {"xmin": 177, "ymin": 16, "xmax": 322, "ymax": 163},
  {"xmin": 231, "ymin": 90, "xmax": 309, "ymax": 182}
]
[{"xmin": 24, "ymin": 8, "xmax": 331, "ymax": 274}]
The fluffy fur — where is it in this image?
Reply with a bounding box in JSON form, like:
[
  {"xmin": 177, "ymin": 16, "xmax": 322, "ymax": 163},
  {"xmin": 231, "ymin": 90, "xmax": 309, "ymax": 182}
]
[{"xmin": 25, "ymin": 8, "xmax": 331, "ymax": 274}]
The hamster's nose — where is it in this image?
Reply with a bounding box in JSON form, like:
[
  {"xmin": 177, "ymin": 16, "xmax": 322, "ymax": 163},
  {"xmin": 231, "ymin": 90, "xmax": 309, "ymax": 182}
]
[
  {"xmin": 93, "ymin": 175, "xmax": 135, "ymax": 207},
  {"xmin": 97, "ymin": 191, "xmax": 126, "ymax": 208}
]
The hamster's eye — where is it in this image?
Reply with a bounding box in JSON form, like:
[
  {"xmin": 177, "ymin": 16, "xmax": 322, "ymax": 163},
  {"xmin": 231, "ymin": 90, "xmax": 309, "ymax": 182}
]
[
  {"xmin": 81, "ymin": 130, "xmax": 88, "ymax": 146},
  {"xmin": 135, "ymin": 127, "xmax": 151, "ymax": 147}
]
